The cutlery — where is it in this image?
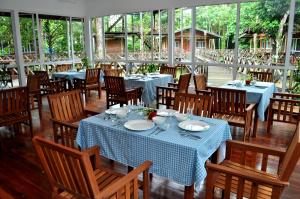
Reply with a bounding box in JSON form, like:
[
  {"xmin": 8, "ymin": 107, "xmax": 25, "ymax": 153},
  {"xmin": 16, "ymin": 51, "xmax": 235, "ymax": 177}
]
[
  {"xmin": 179, "ymin": 130, "xmax": 201, "ymax": 140},
  {"xmin": 148, "ymin": 127, "xmax": 159, "ymax": 136}
]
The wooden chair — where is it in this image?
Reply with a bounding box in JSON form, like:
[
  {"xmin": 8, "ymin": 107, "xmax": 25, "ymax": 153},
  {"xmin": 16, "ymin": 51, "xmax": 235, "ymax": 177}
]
[
  {"xmin": 55, "ymin": 64, "xmax": 72, "ymax": 72},
  {"xmin": 173, "ymin": 92, "xmax": 212, "ymax": 117},
  {"xmin": 160, "ymin": 66, "xmax": 176, "ymax": 80},
  {"xmin": 47, "ymin": 90, "xmax": 99, "ymax": 148},
  {"xmin": 73, "ymin": 68, "xmax": 101, "ymax": 101},
  {"xmin": 104, "ymin": 76, "xmax": 143, "ymax": 109},
  {"xmin": 267, "ymin": 93, "xmax": 300, "ymax": 134},
  {"xmin": 156, "ymin": 73, "xmax": 191, "ymax": 109},
  {"xmin": 34, "ymin": 71, "xmax": 69, "ymax": 95},
  {"xmin": 104, "ymin": 69, "xmax": 123, "ymax": 77},
  {"xmin": 209, "ymin": 87, "xmax": 256, "ymax": 141},
  {"xmin": 194, "ymin": 73, "xmax": 207, "ymax": 94},
  {"xmin": 27, "ymin": 74, "xmax": 42, "ymax": 119},
  {"xmin": 205, "ymin": 121, "xmax": 300, "ymax": 199},
  {"xmin": 249, "ymin": 71, "xmax": 273, "ymax": 82},
  {"xmin": 32, "ymin": 136, "xmax": 152, "ymax": 199},
  {"xmin": 0, "ymin": 87, "xmax": 33, "ymax": 137}
]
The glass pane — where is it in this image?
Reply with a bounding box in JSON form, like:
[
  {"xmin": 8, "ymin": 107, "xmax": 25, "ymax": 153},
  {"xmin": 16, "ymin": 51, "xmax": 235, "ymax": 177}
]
[
  {"xmin": 19, "ymin": 13, "xmax": 39, "ymax": 63},
  {"xmin": 104, "ymin": 14, "xmax": 125, "ymax": 60},
  {"xmin": 291, "ymin": 0, "xmax": 300, "ymax": 66},
  {"xmin": 41, "ymin": 15, "xmax": 70, "ymax": 62},
  {"xmin": 174, "ymin": 7, "xmax": 192, "ymax": 62},
  {"xmin": 0, "ymin": 12, "xmax": 18, "ymax": 87},
  {"xmin": 127, "ymin": 12, "xmax": 151, "ymax": 61},
  {"xmin": 239, "ymin": 1, "xmax": 290, "ymax": 66},
  {"xmin": 92, "ymin": 17, "xmax": 104, "ymax": 60},
  {"xmin": 153, "ymin": 10, "xmax": 168, "ymax": 61},
  {"xmin": 72, "ymin": 18, "xmax": 84, "ymax": 60},
  {"xmin": 195, "ymin": 4, "xmax": 237, "ymax": 64}
]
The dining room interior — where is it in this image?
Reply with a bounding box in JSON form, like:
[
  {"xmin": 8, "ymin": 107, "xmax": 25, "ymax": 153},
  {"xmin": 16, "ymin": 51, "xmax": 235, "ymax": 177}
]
[{"xmin": 1, "ymin": 0, "xmax": 300, "ymax": 198}]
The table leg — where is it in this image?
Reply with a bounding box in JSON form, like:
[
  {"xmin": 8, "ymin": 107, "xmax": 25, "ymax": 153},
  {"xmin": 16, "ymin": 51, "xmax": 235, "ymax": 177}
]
[
  {"xmin": 253, "ymin": 106, "xmax": 258, "ymax": 138},
  {"xmin": 184, "ymin": 184, "xmax": 194, "ymax": 199}
]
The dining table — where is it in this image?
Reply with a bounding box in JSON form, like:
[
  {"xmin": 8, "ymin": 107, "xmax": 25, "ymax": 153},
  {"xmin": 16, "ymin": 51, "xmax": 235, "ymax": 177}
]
[
  {"xmin": 76, "ymin": 107, "xmax": 232, "ymax": 199},
  {"xmin": 124, "ymin": 74, "xmax": 173, "ymax": 106},
  {"xmin": 221, "ymin": 81, "xmax": 277, "ymax": 136},
  {"xmin": 52, "ymin": 70, "xmax": 105, "ymax": 86}
]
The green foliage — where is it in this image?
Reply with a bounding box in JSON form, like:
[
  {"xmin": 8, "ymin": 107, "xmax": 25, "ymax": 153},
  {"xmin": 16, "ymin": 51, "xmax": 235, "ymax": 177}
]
[
  {"xmin": 81, "ymin": 56, "xmax": 91, "ymax": 69},
  {"xmin": 292, "ymin": 60, "xmax": 300, "ymax": 94},
  {"xmin": 136, "ymin": 63, "xmax": 159, "ymax": 74}
]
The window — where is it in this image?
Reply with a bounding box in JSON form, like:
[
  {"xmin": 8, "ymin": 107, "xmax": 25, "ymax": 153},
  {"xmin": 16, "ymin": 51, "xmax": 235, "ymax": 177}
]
[
  {"xmin": 239, "ymin": 1, "xmax": 290, "ymax": 66},
  {"xmin": 174, "ymin": 7, "xmax": 192, "ymax": 62},
  {"xmin": 40, "ymin": 15, "xmax": 70, "ymax": 62},
  {"xmin": 127, "ymin": 11, "xmax": 151, "ymax": 60},
  {"xmin": 19, "ymin": 13, "xmax": 39, "ymax": 63},
  {"xmin": 153, "ymin": 10, "xmax": 168, "ymax": 61},
  {"xmin": 104, "ymin": 14, "xmax": 125, "ymax": 60},
  {"xmin": 72, "ymin": 18, "xmax": 84, "ymax": 60},
  {"xmin": 196, "ymin": 40, "xmax": 205, "ymax": 48}
]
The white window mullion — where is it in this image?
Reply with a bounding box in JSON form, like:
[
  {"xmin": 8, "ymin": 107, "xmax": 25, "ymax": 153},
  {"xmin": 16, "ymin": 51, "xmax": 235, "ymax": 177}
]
[
  {"xmin": 190, "ymin": 7, "xmax": 196, "ymax": 75},
  {"xmin": 283, "ymin": 0, "xmax": 296, "ymax": 91},
  {"xmin": 168, "ymin": 9, "xmax": 174, "ymax": 66},
  {"xmin": 233, "ymin": 3, "xmax": 240, "ymax": 80}
]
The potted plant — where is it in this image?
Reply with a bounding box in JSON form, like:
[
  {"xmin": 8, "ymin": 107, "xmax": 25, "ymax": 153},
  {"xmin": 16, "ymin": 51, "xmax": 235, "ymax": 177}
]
[{"xmin": 245, "ymin": 73, "xmax": 253, "ymax": 86}]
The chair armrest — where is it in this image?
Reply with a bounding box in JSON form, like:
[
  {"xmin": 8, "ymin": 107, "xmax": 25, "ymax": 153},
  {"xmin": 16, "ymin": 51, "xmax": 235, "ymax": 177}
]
[
  {"xmin": 84, "ymin": 109, "xmax": 100, "ymax": 116},
  {"xmin": 273, "ymin": 92, "xmax": 300, "ymax": 98},
  {"xmin": 206, "ymin": 162, "xmax": 289, "ymax": 187},
  {"xmin": 270, "ymin": 97, "xmax": 300, "ymax": 104},
  {"xmin": 100, "ymin": 160, "xmax": 152, "ymax": 198},
  {"xmin": 156, "ymin": 86, "xmax": 179, "ymax": 92},
  {"xmin": 168, "ymin": 82, "xmax": 178, "ymax": 88},
  {"xmin": 226, "ymin": 140, "xmax": 286, "ymax": 158},
  {"xmin": 246, "ymin": 103, "xmax": 256, "ymax": 112},
  {"xmin": 50, "ymin": 118, "xmax": 78, "ymax": 129},
  {"xmin": 82, "ymin": 146, "xmax": 102, "ymax": 168}
]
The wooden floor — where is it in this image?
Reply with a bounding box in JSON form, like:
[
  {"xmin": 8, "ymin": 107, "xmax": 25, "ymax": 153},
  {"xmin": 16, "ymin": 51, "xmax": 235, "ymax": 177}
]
[{"xmin": 0, "ymin": 91, "xmax": 299, "ymax": 199}]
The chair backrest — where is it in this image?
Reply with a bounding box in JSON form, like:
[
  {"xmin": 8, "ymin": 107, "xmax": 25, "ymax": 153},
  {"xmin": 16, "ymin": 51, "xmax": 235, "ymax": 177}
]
[
  {"xmin": 47, "ymin": 89, "xmax": 85, "ymax": 123},
  {"xmin": 270, "ymin": 93, "xmax": 300, "ymax": 124},
  {"xmin": 249, "ymin": 71, "xmax": 273, "ymax": 82},
  {"xmin": 85, "ymin": 68, "xmax": 101, "ymax": 84},
  {"xmin": 160, "ymin": 66, "xmax": 176, "ymax": 79},
  {"xmin": 32, "ymin": 136, "xmax": 101, "ymax": 198},
  {"xmin": 104, "ymin": 69, "xmax": 123, "ymax": 77},
  {"xmin": 209, "ymin": 87, "xmax": 246, "ymax": 116},
  {"xmin": 104, "ymin": 76, "xmax": 126, "ymax": 95},
  {"xmin": 49, "ymin": 79, "xmax": 69, "ymax": 94},
  {"xmin": 27, "ymin": 74, "xmax": 40, "ymax": 92},
  {"xmin": 278, "ymin": 121, "xmax": 300, "ymax": 181},
  {"xmin": 177, "ymin": 73, "xmax": 191, "ymax": 93},
  {"xmin": 174, "ymin": 92, "xmax": 212, "ymax": 117},
  {"xmin": 99, "ymin": 63, "xmax": 113, "ymax": 70},
  {"xmin": 0, "ymin": 86, "xmax": 29, "ymax": 116},
  {"xmin": 56, "ymin": 64, "xmax": 72, "ymax": 72},
  {"xmin": 34, "ymin": 71, "xmax": 50, "ymax": 86},
  {"xmin": 193, "ymin": 74, "xmax": 207, "ymax": 91}
]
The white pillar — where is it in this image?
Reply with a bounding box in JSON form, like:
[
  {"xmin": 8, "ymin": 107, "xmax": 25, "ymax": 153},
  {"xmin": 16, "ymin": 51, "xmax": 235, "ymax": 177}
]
[
  {"xmin": 168, "ymin": 9, "xmax": 174, "ymax": 66},
  {"xmin": 190, "ymin": 7, "xmax": 196, "ymax": 74},
  {"xmin": 283, "ymin": 0, "xmax": 296, "ymax": 91},
  {"xmin": 11, "ymin": 10, "xmax": 26, "ymax": 86},
  {"xmin": 36, "ymin": 14, "xmax": 44, "ymax": 66},
  {"xmin": 233, "ymin": 3, "xmax": 241, "ymax": 80},
  {"xmin": 84, "ymin": 16, "xmax": 93, "ymax": 66}
]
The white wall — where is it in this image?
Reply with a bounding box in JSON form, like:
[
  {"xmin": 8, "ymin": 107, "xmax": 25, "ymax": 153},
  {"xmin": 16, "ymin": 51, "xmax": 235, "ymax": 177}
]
[
  {"xmin": 86, "ymin": 0, "xmax": 249, "ymax": 17},
  {"xmin": 0, "ymin": 0, "xmax": 86, "ymax": 17}
]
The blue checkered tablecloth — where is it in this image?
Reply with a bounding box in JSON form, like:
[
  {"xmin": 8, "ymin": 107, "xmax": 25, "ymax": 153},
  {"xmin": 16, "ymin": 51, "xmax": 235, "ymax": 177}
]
[
  {"xmin": 52, "ymin": 70, "xmax": 104, "ymax": 85},
  {"xmin": 222, "ymin": 82, "xmax": 277, "ymax": 121},
  {"xmin": 124, "ymin": 74, "xmax": 173, "ymax": 105},
  {"xmin": 76, "ymin": 109, "xmax": 231, "ymax": 187}
]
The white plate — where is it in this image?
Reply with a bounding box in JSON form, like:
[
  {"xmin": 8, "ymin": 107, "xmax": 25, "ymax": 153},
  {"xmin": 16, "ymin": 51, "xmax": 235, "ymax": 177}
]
[
  {"xmin": 157, "ymin": 109, "xmax": 177, "ymax": 117},
  {"xmin": 178, "ymin": 120, "xmax": 209, "ymax": 132},
  {"xmin": 105, "ymin": 108, "xmax": 128, "ymax": 115},
  {"xmin": 124, "ymin": 120, "xmax": 154, "ymax": 131}
]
